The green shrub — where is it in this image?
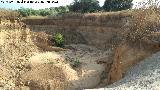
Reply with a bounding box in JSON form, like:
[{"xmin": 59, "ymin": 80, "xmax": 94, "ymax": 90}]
[{"xmin": 53, "ymin": 33, "xmax": 64, "ymax": 47}]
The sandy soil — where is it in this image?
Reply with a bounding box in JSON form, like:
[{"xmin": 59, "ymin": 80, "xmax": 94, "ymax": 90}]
[
  {"xmin": 59, "ymin": 44, "xmax": 112, "ymax": 89},
  {"xmin": 23, "ymin": 44, "xmax": 112, "ymax": 90}
]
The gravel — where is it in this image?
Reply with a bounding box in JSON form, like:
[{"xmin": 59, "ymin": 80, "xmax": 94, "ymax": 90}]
[{"xmin": 86, "ymin": 51, "xmax": 160, "ymax": 90}]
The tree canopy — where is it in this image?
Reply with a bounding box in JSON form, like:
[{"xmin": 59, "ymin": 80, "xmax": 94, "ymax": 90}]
[
  {"xmin": 69, "ymin": 0, "xmax": 101, "ymax": 13},
  {"xmin": 103, "ymin": 0, "xmax": 133, "ymax": 11}
]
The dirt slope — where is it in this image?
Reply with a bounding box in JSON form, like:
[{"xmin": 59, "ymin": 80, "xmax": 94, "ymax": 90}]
[
  {"xmin": 86, "ymin": 51, "xmax": 160, "ymax": 90},
  {"xmin": 0, "ymin": 28, "xmax": 38, "ymax": 89}
]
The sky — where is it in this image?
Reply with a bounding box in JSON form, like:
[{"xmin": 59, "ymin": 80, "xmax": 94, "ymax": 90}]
[{"xmin": 0, "ymin": 0, "xmax": 146, "ymax": 10}]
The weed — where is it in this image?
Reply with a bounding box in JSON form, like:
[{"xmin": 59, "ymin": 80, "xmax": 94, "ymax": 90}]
[
  {"xmin": 70, "ymin": 58, "xmax": 81, "ymax": 68},
  {"xmin": 65, "ymin": 56, "xmax": 81, "ymax": 69}
]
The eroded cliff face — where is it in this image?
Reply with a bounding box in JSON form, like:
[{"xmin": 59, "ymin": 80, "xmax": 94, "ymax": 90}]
[
  {"xmin": 23, "ymin": 12, "xmax": 131, "ymax": 50},
  {"xmin": 22, "ymin": 11, "xmax": 160, "ymax": 86},
  {"xmin": 107, "ymin": 43, "xmax": 155, "ymax": 84}
]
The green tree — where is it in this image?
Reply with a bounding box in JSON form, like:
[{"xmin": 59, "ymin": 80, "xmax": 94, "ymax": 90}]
[
  {"xmin": 17, "ymin": 7, "xmax": 29, "ymax": 17},
  {"xmin": 17, "ymin": 6, "xmax": 69, "ymax": 17},
  {"xmin": 39, "ymin": 9, "xmax": 51, "ymax": 16},
  {"xmin": 103, "ymin": 0, "xmax": 133, "ymax": 11},
  {"xmin": 69, "ymin": 0, "xmax": 101, "ymax": 13},
  {"xmin": 54, "ymin": 6, "xmax": 69, "ymax": 15},
  {"xmin": 17, "ymin": 8, "xmax": 38, "ymax": 16}
]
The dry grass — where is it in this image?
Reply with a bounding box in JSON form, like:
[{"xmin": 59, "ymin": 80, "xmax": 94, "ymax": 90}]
[
  {"xmin": 0, "ymin": 8, "xmax": 19, "ymax": 18},
  {"xmin": 23, "ymin": 10, "xmax": 132, "ymax": 21},
  {"xmin": 121, "ymin": 7, "xmax": 160, "ymax": 47},
  {"xmin": 23, "ymin": 16, "xmax": 48, "ymax": 19}
]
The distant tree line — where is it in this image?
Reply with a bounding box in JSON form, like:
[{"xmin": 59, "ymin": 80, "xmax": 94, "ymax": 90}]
[
  {"xmin": 17, "ymin": 0, "xmax": 133, "ymax": 17},
  {"xmin": 16, "ymin": 6, "xmax": 69, "ymax": 17}
]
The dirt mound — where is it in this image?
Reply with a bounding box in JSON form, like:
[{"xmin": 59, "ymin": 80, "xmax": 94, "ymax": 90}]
[
  {"xmin": 0, "ymin": 28, "xmax": 38, "ymax": 89},
  {"xmin": 21, "ymin": 52, "xmax": 78, "ymax": 90},
  {"xmin": 0, "ymin": 9, "xmax": 19, "ymax": 18},
  {"xmin": 0, "ymin": 28, "xmax": 75, "ymax": 90}
]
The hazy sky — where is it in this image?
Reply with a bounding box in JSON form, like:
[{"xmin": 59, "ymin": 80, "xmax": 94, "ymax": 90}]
[{"xmin": 0, "ymin": 0, "xmax": 145, "ymax": 10}]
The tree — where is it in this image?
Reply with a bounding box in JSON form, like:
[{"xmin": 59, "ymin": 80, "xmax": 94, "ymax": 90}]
[
  {"xmin": 17, "ymin": 7, "xmax": 29, "ymax": 17},
  {"xmin": 103, "ymin": 0, "xmax": 133, "ymax": 11},
  {"xmin": 39, "ymin": 9, "xmax": 51, "ymax": 16},
  {"xmin": 69, "ymin": 0, "xmax": 101, "ymax": 13},
  {"xmin": 17, "ymin": 8, "xmax": 39, "ymax": 17}
]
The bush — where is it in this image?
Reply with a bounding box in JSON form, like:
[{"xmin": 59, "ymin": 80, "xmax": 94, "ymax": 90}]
[
  {"xmin": 103, "ymin": 0, "xmax": 133, "ymax": 11},
  {"xmin": 53, "ymin": 33, "xmax": 64, "ymax": 47},
  {"xmin": 69, "ymin": 0, "xmax": 101, "ymax": 13}
]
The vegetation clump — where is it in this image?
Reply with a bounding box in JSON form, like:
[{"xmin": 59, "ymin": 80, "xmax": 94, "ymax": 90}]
[
  {"xmin": 53, "ymin": 33, "xmax": 64, "ymax": 47},
  {"xmin": 65, "ymin": 56, "xmax": 81, "ymax": 69},
  {"xmin": 69, "ymin": 0, "xmax": 101, "ymax": 13},
  {"xmin": 70, "ymin": 58, "xmax": 81, "ymax": 68},
  {"xmin": 17, "ymin": 6, "xmax": 69, "ymax": 17},
  {"xmin": 103, "ymin": 0, "xmax": 133, "ymax": 11}
]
